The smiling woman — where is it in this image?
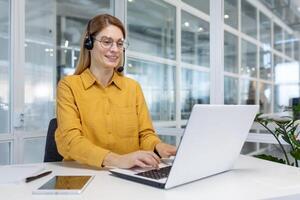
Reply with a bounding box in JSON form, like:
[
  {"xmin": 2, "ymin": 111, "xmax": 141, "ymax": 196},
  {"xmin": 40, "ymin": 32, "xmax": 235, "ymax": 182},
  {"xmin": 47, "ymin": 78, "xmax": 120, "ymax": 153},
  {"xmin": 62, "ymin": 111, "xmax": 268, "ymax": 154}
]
[{"xmin": 55, "ymin": 14, "xmax": 177, "ymax": 169}]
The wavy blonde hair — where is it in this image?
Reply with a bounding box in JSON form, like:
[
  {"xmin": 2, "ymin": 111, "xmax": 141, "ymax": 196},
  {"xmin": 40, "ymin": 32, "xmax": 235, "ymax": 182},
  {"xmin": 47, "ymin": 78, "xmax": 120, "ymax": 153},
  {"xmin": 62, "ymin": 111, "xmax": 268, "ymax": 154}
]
[{"xmin": 74, "ymin": 14, "xmax": 126, "ymax": 75}]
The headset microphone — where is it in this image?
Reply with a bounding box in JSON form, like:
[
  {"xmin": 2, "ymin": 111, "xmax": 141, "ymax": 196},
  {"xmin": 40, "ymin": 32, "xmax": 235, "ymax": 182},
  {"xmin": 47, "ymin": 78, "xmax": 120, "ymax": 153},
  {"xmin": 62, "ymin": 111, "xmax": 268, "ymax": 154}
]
[{"xmin": 117, "ymin": 48, "xmax": 126, "ymax": 73}]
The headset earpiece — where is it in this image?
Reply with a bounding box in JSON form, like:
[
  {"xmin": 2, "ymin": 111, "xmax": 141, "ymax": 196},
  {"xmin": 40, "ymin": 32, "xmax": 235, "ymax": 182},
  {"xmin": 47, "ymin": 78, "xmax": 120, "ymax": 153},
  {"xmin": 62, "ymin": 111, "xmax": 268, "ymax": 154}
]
[
  {"xmin": 84, "ymin": 34, "xmax": 94, "ymax": 50},
  {"xmin": 84, "ymin": 20, "xmax": 94, "ymax": 50}
]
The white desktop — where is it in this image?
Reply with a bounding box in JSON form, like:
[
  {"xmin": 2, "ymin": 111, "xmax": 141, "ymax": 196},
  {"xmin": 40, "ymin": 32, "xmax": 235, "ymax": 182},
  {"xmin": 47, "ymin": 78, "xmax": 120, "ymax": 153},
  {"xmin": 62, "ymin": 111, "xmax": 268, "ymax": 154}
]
[{"xmin": 1, "ymin": 155, "xmax": 300, "ymax": 200}]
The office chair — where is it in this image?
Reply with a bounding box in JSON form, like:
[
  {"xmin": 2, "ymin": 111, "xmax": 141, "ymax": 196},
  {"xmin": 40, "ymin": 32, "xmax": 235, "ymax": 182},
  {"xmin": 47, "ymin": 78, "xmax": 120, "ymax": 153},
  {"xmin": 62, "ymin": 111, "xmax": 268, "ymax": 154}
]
[{"xmin": 44, "ymin": 118, "xmax": 63, "ymax": 162}]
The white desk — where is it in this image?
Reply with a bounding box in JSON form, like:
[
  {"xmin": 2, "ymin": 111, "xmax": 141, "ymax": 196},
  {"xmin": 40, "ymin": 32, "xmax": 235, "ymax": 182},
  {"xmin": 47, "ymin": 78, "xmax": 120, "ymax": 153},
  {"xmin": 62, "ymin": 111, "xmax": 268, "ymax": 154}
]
[{"xmin": 1, "ymin": 155, "xmax": 300, "ymax": 200}]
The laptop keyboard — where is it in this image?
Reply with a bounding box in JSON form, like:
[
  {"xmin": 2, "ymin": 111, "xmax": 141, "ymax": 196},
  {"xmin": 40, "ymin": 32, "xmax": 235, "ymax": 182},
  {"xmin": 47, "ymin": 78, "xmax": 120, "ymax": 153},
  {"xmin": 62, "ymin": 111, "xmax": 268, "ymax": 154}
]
[{"xmin": 135, "ymin": 166, "xmax": 172, "ymax": 180}]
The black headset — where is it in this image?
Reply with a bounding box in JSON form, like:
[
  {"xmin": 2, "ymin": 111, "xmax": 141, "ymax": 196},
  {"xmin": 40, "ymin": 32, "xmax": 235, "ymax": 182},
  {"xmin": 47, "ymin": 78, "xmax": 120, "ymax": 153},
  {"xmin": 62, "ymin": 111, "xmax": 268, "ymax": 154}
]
[
  {"xmin": 84, "ymin": 19, "xmax": 125, "ymax": 72},
  {"xmin": 84, "ymin": 20, "xmax": 94, "ymax": 50}
]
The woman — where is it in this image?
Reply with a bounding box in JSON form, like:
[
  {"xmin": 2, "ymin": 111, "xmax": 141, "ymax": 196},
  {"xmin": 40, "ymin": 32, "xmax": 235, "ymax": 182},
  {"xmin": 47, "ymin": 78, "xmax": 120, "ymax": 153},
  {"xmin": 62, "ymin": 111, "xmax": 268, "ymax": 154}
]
[{"xmin": 55, "ymin": 14, "xmax": 176, "ymax": 168}]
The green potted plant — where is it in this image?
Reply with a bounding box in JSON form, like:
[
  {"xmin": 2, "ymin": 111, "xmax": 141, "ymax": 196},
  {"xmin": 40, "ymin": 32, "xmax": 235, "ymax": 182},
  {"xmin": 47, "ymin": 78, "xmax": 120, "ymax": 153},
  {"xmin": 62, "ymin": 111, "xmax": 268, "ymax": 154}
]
[{"xmin": 254, "ymin": 105, "xmax": 300, "ymax": 167}]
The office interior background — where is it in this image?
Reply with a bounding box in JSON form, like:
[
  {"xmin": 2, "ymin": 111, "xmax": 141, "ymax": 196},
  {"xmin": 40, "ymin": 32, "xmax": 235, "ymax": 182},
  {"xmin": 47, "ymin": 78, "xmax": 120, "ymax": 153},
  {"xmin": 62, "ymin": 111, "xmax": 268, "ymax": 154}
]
[{"xmin": 1, "ymin": 0, "xmax": 300, "ymax": 164}]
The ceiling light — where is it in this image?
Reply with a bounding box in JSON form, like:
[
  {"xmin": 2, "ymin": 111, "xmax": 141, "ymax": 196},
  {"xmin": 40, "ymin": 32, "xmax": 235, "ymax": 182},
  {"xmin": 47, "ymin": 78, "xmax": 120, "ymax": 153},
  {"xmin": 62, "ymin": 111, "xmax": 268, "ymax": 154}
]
[
  {"xmin": 198, "ymin": 27, "xmax": 203, "ymax": 32},
  {"xmin": 224, "ymin": 14, "xmax": 229, "ymax": 19},
  {"xmin": 184, "ymin": 22, "xmax": 189, "ymax": 27},
  {"xmin": 128, "ymin": 0, "xmax": 134, "ymax": 2}
]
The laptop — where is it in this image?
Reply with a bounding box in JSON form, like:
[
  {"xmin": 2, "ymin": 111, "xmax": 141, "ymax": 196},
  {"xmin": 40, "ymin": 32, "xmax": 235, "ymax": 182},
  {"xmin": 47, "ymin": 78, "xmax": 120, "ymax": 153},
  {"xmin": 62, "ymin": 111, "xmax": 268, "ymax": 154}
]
[{"xmin": 110, "ymin": 104, "xmax": 259, "ymax": 189}]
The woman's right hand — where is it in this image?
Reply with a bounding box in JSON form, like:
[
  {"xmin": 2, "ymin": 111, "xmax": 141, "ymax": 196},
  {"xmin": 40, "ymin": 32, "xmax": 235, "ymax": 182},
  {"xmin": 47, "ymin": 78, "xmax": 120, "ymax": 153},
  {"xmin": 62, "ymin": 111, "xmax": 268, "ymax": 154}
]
[{"xmin": 103, "ymin": 151, "xmax": 160, "ymax": 169}]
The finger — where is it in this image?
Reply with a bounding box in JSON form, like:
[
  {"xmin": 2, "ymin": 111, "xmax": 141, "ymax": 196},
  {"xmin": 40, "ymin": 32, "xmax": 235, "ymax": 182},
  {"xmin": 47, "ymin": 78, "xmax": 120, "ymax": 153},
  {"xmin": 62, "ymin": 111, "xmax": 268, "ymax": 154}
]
[
  {"xmin": 146, "ymin": 151, "xmax": 160, "ymax": 163},
  {"xmin": 140, "ymin": 156, "xmax": 159, "ymax": 168},
  {"xmin": 134, "ymin": 159, "xmax": 149, "ymax": 168},
  {"xmin": 166, "ymin": 148, "xmax": 177, "ymax": 156},
  {"xmin": 161, "ymin": 152, "xmax": 170, "ymax": 158}
]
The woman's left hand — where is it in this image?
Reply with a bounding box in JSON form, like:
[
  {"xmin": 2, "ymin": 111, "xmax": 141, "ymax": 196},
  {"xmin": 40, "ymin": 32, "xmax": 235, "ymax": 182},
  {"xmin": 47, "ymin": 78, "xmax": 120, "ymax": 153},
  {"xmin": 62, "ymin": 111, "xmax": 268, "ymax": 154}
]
[{"xmin": 155, "ymin": 143, "xmax": 177, "ymax": 158}]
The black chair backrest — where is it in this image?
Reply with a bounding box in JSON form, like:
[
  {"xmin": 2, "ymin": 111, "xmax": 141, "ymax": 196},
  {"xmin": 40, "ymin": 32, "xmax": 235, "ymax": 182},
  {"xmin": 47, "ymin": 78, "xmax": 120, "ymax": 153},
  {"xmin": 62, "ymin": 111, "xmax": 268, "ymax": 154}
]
[{"xmin": 44, "ymin": 118, "xmax": 63, "ymax": 162}]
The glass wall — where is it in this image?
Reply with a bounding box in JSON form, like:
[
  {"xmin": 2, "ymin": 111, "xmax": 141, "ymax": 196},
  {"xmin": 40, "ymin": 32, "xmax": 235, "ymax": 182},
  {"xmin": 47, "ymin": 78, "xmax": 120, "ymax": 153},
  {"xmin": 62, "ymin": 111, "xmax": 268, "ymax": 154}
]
[
  {"xmin": 241, "ymin": 0, "xmax": 257, "ymax": 39},
  {"xmin": 0, "ymin": 0, "xmax": 10, "ymax": 165},
  {"xmin": 127, "ymin": 0, "xmax": 176, "ymax": 60},
  {"xmin": 127, "ymin": 0, "xmax": 177, "ymax": 125},
  {"xmin": 21, "ymin": 0, "xmax": 114, "ymax": 163},
  {"xmin": 274, "ymin": 23, "xmax": 283, "ymax": 53},
  {"xmin": 259, "ymin": 12, "xmax": 271, "ymax": 47},
  {"xmin": 224, "ymin": 0, "xmax": 300, "ymax": 155},
  {"xmin": 224, "ymin": 0, "xmax": 238, "ymax": 29},
  {"xmin": 3, "ymin": 0, "xmax": 300, "ymax": 163},
  {"xmin": 241, "ymin": 39, "xmax": 257, "ymax": 78},
  {"xmin": 224, "ymin": 31, "xmax": 238, "ymax": 73},
  {"xmin": 23, "ymin": 138, "xmax": 45, "ymax": 163},
  {"xmin": 182, "ymin": 0, "xmax": 210, "ymax": 15},
  {"xmin": 0, "ymin": 0, "xmax": 10, "ymax": 134},
  {"xmin": 224, "ymin": 0, "xmax": 300, "ymax": 113},
  {"xmin": 24, "ymin": 0, "xmax": 56, "ymax": 132},
  {"xmin": 259, "ymin": 48, "xmax": 272, "ymax": 80},
  {"xmin": 181, "ymin": 11, "xmax": 209, "ymax": 67},
  {"xmin": 181, "ymin": 69, "xmax": 209, "ymax": 119},
  {"xmin": 224, "ymin": 76, "xmax": 238, "ymax": 104},
  {"xmin": 126, "ymin": 58, "xmax": 176, "ymax": 121},
  {"xmin": 181, "ymin": 8, "xmax": 210, "ymax": 120},
  {"xmin": 127, "ymin": 0, "xmax": 210, "ymax": 125},
  {"xmin": 0, "ymin": 142, "xmax": 10, "ymax": 165}
]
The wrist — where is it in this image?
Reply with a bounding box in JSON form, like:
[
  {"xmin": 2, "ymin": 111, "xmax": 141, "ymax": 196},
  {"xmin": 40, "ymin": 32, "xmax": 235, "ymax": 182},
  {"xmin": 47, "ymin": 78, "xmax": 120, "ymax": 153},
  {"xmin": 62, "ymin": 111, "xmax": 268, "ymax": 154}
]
[
  {"xmin": 103, "ymin": 152, "xmax": 120, "ymax": 167},
  {"xmin": 154, "ymin": 143, "xmax": 162, "ymax": 158}
]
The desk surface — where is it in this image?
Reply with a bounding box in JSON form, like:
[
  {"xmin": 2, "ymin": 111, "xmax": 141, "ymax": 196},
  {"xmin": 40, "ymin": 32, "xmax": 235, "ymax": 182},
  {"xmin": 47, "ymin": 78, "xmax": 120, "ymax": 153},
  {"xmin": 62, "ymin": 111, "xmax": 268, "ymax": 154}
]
[{"xmin": 1, "ymin": 155, "xmax": 300, "ymax": 200}]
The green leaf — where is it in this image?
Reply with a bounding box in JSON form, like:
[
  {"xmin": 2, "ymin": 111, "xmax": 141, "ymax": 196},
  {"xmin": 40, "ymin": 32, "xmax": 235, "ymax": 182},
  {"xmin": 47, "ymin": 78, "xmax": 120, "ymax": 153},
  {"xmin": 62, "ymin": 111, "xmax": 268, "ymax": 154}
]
[
  {"xmin": 281, "ymin": 134, "xmax": 292, "ymax": 145},
  {"xmin": 289, "ymin": 134, "xmax": 300, "ymax": 149},
  {"xmin": 254, "ymin": 154, "xmax": 286, "ymax": 164},
  {"xmin": 290, "ymin": 149, "xmax": 300, "ymax": 160},
  {"xmin": 275, "ymin": 127, "xmax": 284, "ymax": 136}
]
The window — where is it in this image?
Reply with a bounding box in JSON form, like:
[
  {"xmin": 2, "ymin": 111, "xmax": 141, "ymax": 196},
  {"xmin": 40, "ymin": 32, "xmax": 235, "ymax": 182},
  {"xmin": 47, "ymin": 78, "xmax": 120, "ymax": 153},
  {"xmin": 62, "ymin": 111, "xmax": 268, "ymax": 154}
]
[
  {"xmin": 259, "ymin": 83, "xmax": 272, "ymax": 113},
  {"xmin": 0, "ymin": 142, "xmax": 10, "ymax": 165},
  {"xmin": 259, "ymin": 12, "xmax": 271, "ymax": 47},
  {"xmin": 259, "ymin": 48, "xmax": 272, "ymax": 80},
  {"xmin": 181, "ymin": 11, "xmax": 209, "ymax": 67},
  {"xmin": 224, "ymin": 76, "xmax": 238, "ymax": 104},
  {"xmin": 182, "ymin": 0, "xmax": 210, "ymax": 15},
  {"xmin": 241, "ymin": 0, "xmax": 257, "ymax": 39},
  {"xmin": 284, "ymin": 32, "xmax": 293, "ymax": 58},
  {"xmin": 181, "ymin": 69, "xmax": 209, "ymax": 119},
  {"xmin": 273, "ymin": 23, "xmax": 283, "ymax": 52},
  {"xmin": 126, "ymin": 58, "xmax": 176, "ymax": 121},
  {"xmin": 224, "ymin": 31, "xmax": 238, "ymax": 73},
  {"xmin": 240, "ymin": 79, "xmax": 257, "ymax": 105},
  {"xmin": 241, "ymin": 39, "xmax": 257, "ymax": 78},
  {"xmin": 224, "ymin": 0, "xmax": 238, "ymax": 29},
  {"xmin": 0, "ymin": 0, "xmax": 10, "ymax": 134},
  {"xmin": 127, "ymin": 0, "xmax": 176, "ymax": 60}
]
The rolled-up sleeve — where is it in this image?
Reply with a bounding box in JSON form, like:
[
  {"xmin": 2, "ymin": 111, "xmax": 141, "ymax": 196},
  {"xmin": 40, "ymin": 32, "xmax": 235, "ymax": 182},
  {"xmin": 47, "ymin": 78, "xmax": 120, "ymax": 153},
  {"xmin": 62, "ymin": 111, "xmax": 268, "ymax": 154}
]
[
  {"xmin": 55, "ymin": 79, "xmax": 110, "ymax": 168},
  {"xmin": 135, "ymin": 83, "xmax": 161, "ymax": 150}
]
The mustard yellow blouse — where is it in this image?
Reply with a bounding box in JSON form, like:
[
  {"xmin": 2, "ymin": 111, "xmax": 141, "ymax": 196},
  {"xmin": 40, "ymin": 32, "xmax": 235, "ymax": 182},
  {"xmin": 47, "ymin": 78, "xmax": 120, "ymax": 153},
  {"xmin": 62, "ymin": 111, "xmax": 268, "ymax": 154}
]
[{"xmin": 55, "ymin": 68, "xmax": 161, "ymax": 167}]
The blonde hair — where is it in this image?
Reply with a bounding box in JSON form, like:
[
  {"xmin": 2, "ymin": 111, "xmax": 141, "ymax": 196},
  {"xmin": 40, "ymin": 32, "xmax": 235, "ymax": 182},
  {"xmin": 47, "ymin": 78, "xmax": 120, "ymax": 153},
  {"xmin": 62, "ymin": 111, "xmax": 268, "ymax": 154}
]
[{"xmin": 74, "ymin": 14, "xmax": 126, "ymax": 75}]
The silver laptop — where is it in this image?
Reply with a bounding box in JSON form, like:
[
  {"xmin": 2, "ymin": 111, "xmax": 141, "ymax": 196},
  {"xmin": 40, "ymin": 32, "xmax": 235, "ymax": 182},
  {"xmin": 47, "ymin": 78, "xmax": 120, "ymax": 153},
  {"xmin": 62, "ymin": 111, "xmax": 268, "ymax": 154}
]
[{"xmin": 110, "ymin": 104, "xmax": 259, "ymax": 189}]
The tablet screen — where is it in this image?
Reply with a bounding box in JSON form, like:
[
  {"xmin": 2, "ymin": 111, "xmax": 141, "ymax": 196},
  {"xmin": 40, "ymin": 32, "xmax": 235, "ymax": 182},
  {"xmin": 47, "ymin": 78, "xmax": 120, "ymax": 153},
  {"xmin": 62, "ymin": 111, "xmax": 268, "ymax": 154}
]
[{"xmin": 34, "ymin": 175, "xmax": 93, "ymax": 194}]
